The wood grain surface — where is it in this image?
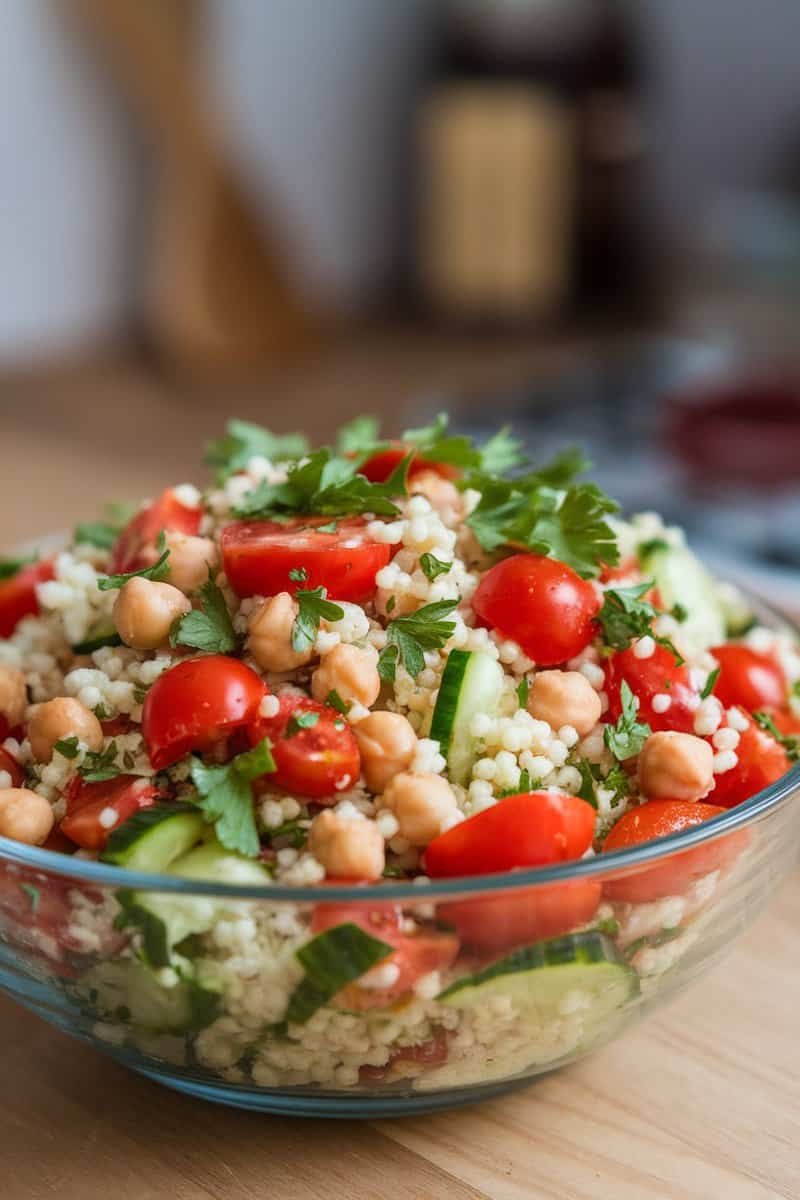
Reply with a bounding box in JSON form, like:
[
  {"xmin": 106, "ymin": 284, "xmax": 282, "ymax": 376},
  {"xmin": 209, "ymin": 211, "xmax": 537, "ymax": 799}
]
[{"xmin": 0, "ymin": 346, "xmax": 798, "ymax": 1199}]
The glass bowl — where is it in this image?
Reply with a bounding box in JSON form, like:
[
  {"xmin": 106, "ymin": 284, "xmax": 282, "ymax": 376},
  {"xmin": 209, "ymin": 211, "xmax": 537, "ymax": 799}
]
[{"xmin": 1, "ymin": 597, "xmax": 799, "ymax": 1117}]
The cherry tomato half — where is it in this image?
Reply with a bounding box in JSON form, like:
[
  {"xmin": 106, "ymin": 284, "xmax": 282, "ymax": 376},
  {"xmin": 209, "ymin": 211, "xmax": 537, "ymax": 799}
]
[
  {"xmin": 248, "ymin": 694, "xmax": 360, "ymax": 798},
  {"xmin": 142, "ymin": 656, "xmax": 266, "ymax": 770},
  {"xmin": 710, "ymin": 644, "xmax": 787, "ymax": 713},
  {"xmin": 472, "ymin": 554, "xmax": 599, "ymax": 667},
  {"xmin": 0, "ymin": 746, "xmax": 25, "ymax": 789},
  {"xmin": 424, "ymin": 791, "xmax": 596, "ymax": 879},
  {"xmin": 605, "ymin": 643, "xmax": 701, "ymax": 734},
  {"xmin": 602, "ymin": 800, "xmax": 745, "ymax": 903},
  {"xmin": 59, "ymin": 775, "xmax": 159, "ymax": 850},
  {"xmin": 312, "ymin": 900, "xmax": 459, "ymax": 1010},
  {"xmin": 221, "ymin": 516, "xmax": 392, "ymax": 603},
  {"xmin": 110, "ymin": 488, "xmax": 202, "ymax": 573},
  {"xmin": 358, "ymin": 444, "xmax": 458, "ymax": 483},
  {"xmin": 708, "ymin": 710, "xmax": 791, "ymax": 810},
  {"xmin": 439, "ymin": 878, "xmax": 602, "ymax": 954},
  {"xmin": 0, "ymin": 558, "xmax": 55, "ymax": 639}
]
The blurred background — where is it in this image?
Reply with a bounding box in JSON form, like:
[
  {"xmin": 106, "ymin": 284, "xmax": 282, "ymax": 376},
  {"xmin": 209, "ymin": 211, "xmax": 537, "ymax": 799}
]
[{"xmin": 1, "ymin": 0, "xmax": 799, "ymax": 605}]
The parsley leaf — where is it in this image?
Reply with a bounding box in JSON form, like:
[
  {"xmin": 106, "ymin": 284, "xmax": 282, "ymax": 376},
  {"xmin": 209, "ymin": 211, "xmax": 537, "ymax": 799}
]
[
  {"xmin": 479, "ymin": 427, "xmax": 528, "ymax": 474},
  {"xmin": 80, "ymin": 741, "xmax": 121, "ymax": 782},
  {"xmin": 54, "ymin": 736, "xmax": 80, "ymax": 760},
  {"xmin": 402, "ymin": 413, "xmax": 527, "ymax": 475},
  {"xmin": 496, "ymin": 768, "xmax": 539, "ymax": 798},
  {"xmin": 97, "ymin": 531, "xmax": 171, "ymax": 591},
  {"xmin": 575, "ymin": 759, "xmax": 630, "ymax": 809},
  {"xmin": 597, "ymin": 581, "xmax": 684, "ymax": 665},
  {"xmin": 288, "ymin": 567, "xmax": 308, "ymax": 583},
  {"xmin": 292, "ymin": 587, "xmax": 345, "ymax": 654},
  {"xmin": 671, "ymin": 602, "xmax": 688, "ymax": 623},
  {"xmin": 205, "ymin": 419, "xmax": 309, "ymax": 483},
  {"xmin": 287, "ymin": 710, "xmax": 320, "ymax": 736},
  {"xmin": 530, "ymin": 446, "xmax": 591, "ymax": 488},
  {"xmin": 267, "ymin": 819, "xmax": 308, "ymax": 849},
  {"xmin": 190, "ymin": 738, "xmax": 276, "ymax": 856},
  {"xmin": 753, "ymin": 711, "xmax": 800, "ymax": 761},
  {"xmin": 419, "ymin": 552, "xmax": 452, "ymax": 582},
  {"xmin": 170, "ymin": 574, "xmax": 238, "ymax": 654},
  {"xmin": 701, "ymin": 667, "xmax": 720, "ymax": 701},
  {"xmin": 336, "ymin": 415, "xmax": 383, "ymax": 456},
  {"xmin": 19, "ymin": 883, "xmax": 40, "ymax": 913},
  {"xmin": 326, "ymin": 689, "xmax": 351, "ymax": 715},
  {"xmin": 0, "ymin": 553, "xmax": 37, "ymax": 580},
  {"xmin": 604, "ymin": 681, "xmax": 651, "ymax": 761},
  {"xmin": 73, "ymin": 503, "xmax": 136, "ymax": 550},
  {"xmin": 234, "ymin": 447, "xmax": 409, "ymax": 520},
  {"xmin": 378, "ymin": 600, "xmax": 458, "ymax": 681},
  {"xmin": 516, "ymin": 677, "xmax": 530, "ymax": 708}
]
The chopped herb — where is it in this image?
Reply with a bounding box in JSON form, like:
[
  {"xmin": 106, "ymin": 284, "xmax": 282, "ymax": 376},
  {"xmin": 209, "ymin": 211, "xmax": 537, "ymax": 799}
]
[
  {"xmin": 292, "ymin": 587, "xmax": 345, "ymax": 654},
  {"xmin": 234, "ymin": 447, "xmax": 409, "ymax": 521},
  {"xmin": 597, "ymin": 581, "xmax": 684, "ymax": 665},
  {"xmin": 478, "ymin": 427, "xmax": 528, "ymax": 474},
  {"xmin": 205, "ymin": 419, "xmax": 309, "ymax": 483},
  {"xmin": 97, "ymin": 531, "xmax": 171, "ymax": 591},
  {"xmin": 80, "ymin": 741, "xmax": 121, "ymax": 783},
  {"xmin": 288, "ymin": 567, "xmax": 308, "ymax": 583},
  {"xmin": 575, "ymin": 759, "xmax": 600, "ymax": 808},
  {"xmin": 671, "ymin": 602, "xmax": 688, "ymax": 623},
  {"xmin": 377, "ymin": 599, "xmax": 458, "ymax": 682},
  {"xmin": 700, "ymin": 667, "xmax": 720, "ymax": 701},
  {"xmin": 316, "ymin": 520, "xmax": 339, "ymax": 533},
  {"xmin": 603, "ymin": 763, "xmax": 631, "ymax": 805},
  {"xmin": 190, "ymin": 738, "xmax": 276, "ymax": 857},
  {"xmin": 336, "ymin": 414, "xmax": 383, "ymax": 455},
  {"xmin": 170, "ymin": 574, "xmax": 238, "ymax": 655},
  {"xmin": 287, "ymin": 710, "xmax": 320, "ymax": 736},
  {"xmin": 603, "ymin": 681, "xmax": 651, "ymax": 761},
  {"xmin": 132, "ymin": 686, "xmax": 148, "ymax": 705},
  {"xmin": 753, "ymin": 711, "xmax": 800, "ymax": 761},
  {"xmin": 93, "ymin": 703, "xmax": 112, "ymax": 720},
  {"xmin": 496, "ymin": 769, "xmax": 540, "ymax": 798},
  {"xmin": 0, "ymin": 553, "xmax": 36, "ymax": 580},
  {"xmin": 385, "ymin": 595, "xmax": 396, "ymax": 614},
  {"xmin": 54, "ymin": 736, "xmax": 80, "ymax": 760},
  {"xmin": 326, "ymin": 689, "xmax": 351, "ymax": 716},
  {"xmin": 268, "ymin": 819, "xmax": 308, "ymax": 849},
  {"xmin": 638, "ymin": 538, "xmax": 670, "ymax": 557},
  {"xmin": 419, "ymin": 552, "xmax": 452, "ymax": 582},
  {"xmin": 19, "ymin": 883, "xmax": 40, "ymax": 913},
  {"xmin": 573, "ymin": 758, "xmax": 629, "ymax": 809},
  {"xmin": 516, "ymin": 677, "xmax": 530, "ymax": 709},
  {"xmin": 402, "ymin": 413, "xmax": 527, "ymax": 474},
  {"xmin": 595, "ymin": 916, "xmax": 619, "ymax": 937}
]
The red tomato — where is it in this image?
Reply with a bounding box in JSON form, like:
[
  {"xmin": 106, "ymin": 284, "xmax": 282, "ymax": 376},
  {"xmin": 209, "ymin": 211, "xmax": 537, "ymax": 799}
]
[
  {"xmin": 59, "ymin": 775, "xmax": 159, "ymax": 850},
  {"xmin": 440, "ymin": 878, "xmax": 602, "ymax": 953},
  {"xmin": 710, "ymin": 644, "xmax": 787, "ymax": 712},
  {"xmin": 708, "ymin": 710, "xmax": 791, "ymax": 810},
  {"xmin": 0, "ymin": 746, "xmax": 25, "ymax": 788},
  {"xmin": 602, "ymin": 800, "xmax": 746, "ymax": 902},
  {"xmin": 142, "ymin": 656, "xmax": 266, "ymax": 770},
  {"xmin": 110, "ymin": 488, "xmax": 202, "ymax": 573},
  {"xmin": 424, "ymin": 791, "xmax": 596, "ymax": 879},
  {"xmin": 312, "ymin": 901, "xmax": 459, "ymax": 1010},
  {"xmin": 358, "ymin": 444, "xmax": 458, "ymax": 483},
  {"xmin": 359, "ymin": 1030, "xmax": 449, "ymax": 1081},
  {"xmin": 221, "ymin": 516, "xmax": 392, "ymax": 603},
  {"xmin": 605, "ymin": 643, "xmax": 701, "ymax": 734},
  {"xmin": 99, "ymin": 714, "xmax": 134, "ymax": 738},
  {"xmin": 248, "ymin": 694, "xmax": 360, "ymax": 798},
  {"xmin": 0, "ymin": 558, "xmax": 55, "ymax": 639},
  {"xmin": 472, "ymin": 554, "xmax": 599, "ymax": 666}
]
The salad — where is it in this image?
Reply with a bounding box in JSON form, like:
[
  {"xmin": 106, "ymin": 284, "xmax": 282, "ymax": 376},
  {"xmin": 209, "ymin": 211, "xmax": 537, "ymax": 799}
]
[{"xmin": 0, "ymin": 414, "xmax": 797, "ymax": 1093}]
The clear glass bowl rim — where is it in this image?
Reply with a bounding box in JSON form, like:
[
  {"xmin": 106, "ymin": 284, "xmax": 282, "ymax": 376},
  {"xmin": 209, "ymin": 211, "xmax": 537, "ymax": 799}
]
[{"xmin": 1, "ymin": 580, "xmax": 798, "ymax": 903}]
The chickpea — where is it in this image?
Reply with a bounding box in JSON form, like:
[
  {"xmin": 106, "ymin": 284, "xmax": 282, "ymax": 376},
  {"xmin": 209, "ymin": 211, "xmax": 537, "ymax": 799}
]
[
  {"xmin": 163, "ymin": 533, "xmax": 218, "ymax": 594},
  {"xmin": 0, "ymin": 788, "xmax": 54, "ymax": 844},
  {"xmin": 113, "ymin": 576, "xmax": 191, "ymax": 651},
  {"xmin": 354, "ymin": 711, "xmax": 417, "ymax": 793},
  {"xmin": 28, "ymin": 697, "xmax": 104, "ymax": 763},
  {"xmin": 527, "ymin": 670, "xmax": 602, "ymax": 736},
  {"xmin": 311, "ymin": 643, "xmax": 380, "ymax": 709},
  {"xmin": 308, "ymin": 809, "xmax": 385, "ymax": 880},
  {"xmin": 410, "ymin": 470, "xmax": 463, "ymax": 523},
  {"xmin": 638, "ymin": 731, "xmax": 714, "ymax": 802},
  {"xmin": 0, "ymin": 664, "xmax": 26, "ymax": 730},
  {"xmin": 380, "ymin": 771, "xmax": 458, "ymax": 846},
  {"xmin": 247, "ymin": 592, "xmax": 313, "ymax": 673}
]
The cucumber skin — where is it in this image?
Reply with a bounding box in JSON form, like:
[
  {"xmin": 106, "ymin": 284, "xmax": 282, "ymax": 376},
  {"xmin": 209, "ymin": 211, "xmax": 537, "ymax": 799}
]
[
  {"xmin": 71, "ymin": 631, "xmax": 123, "ymax": 655},
  {"xmin": 430, "ymin": 649, "xmax": 504, "ymax": 786},
  {"xmin": 430, "ymin": 648, "xmax": 471, "ymax": 760},
  {"xmin": 101, "ymin": 802, "xmax": 204, "ymax": 870}
]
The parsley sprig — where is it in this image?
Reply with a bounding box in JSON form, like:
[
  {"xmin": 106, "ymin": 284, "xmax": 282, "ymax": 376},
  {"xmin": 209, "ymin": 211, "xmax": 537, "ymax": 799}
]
[
  {"xmin": 170, "ymin": 574, "xmax": 238, "ymax": 655},
  {"xmin": 205, "ymin": 419, "xmax": 309, "ymax": 483},
  {"xmin": 234, "ymin": 447, "xmax": 410, "ymax": 521},
  {"xmin": 597, "ymin": 581, "xmax": 684, "ymax": 664},
  {"xmin": 292, "ymin": 587, "xmax": 345, "ymax": 654},
  {"xmin": 190, "ymin": 738, "xmax": 276, "ymax": 857},
  {"xmin": 378, "ymin": 599, "xmax": 458, "ymax": 681},
  {"xmin": 575, "ymin": 759, "xmax": 630, "ymax": 809},
  {"xmin": 604, "ymin": 681, "xmax": 651, "ymax": 761},
  {"xmin": 402, "ymin": 413, "xmax": 527, "ymax": 474},
  {"xmin": 97, "ymin": 531, "xmax": 171, "ymax": 591},
  {"xmin": 80, "ymin": 741, "xmax": 122, "ymax": 782},
  {"xmin": 753, "ymin": 712, "xmax": 800, "ymax": 761}
]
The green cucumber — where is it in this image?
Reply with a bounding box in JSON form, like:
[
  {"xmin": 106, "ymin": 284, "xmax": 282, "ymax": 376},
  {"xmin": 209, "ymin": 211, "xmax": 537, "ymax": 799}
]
[
  {"xmin": 71, "ymin": 622, "xmax": 123, "ymax": 655},
  {"xmin": 430, "ymin": 649, "xmax": 504, "ymax": 785},
  {"xmin": 81, "ymin": 958, "xmax": 221, "ymax": 1034},
  {"xmin": 285, "ymin": 923, "xmax": 394, "ymax": 1025},
  {"xmin": 438, "ymin": 932, "xmax": 638, "ymax": 1024},
  {"xmin": 639, "ymin": 541, "xmax": 725, "ymax": 651},
  {"xmin": 101, "ymin": 803, "xmax": 205, "ymax": 871}
]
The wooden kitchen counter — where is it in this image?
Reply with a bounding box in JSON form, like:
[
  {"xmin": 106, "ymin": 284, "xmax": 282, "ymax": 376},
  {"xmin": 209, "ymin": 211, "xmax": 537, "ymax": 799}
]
[{"xmin": 1, "ymin": 345, "xmax": 798, "ymax": 1199}]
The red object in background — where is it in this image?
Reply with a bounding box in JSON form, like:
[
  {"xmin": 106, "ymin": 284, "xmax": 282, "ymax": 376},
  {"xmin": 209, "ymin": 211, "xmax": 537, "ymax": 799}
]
[
  {"xmin": 440, "ymin": 878, "xmax": 602, "ymax": 954},
  {"xmin": 59, "ymin": 775, "xmax": 159, "ymax": 850},
  {"xmin": 666, "ymin": 375, "xmax": 800, "ymax": 490},
  {"xmin": 358, "ymin": 444, "xmax": 458, "ymax": 483},
  {"xmin": 708, "ymin": 710, "xmax": 791, "ymax": 810},
  {"xmin": 221, "ymin": 516, "xmax": 391, "ymax": 603},
  {"xmin": 0, "ymin": 558, "xmax": 55, "ymax": 639},
  {"xmin": 605, "ymin": 643, "xmax": 701, "ymax": 734},
  {"xmin": 110, "ymin": 488, "xmax": 202, "ymax": 573},
  {"xmin": 710, "ymin": 644, "xmax": 787, "ymax": 713},
  {"xmin": 472, "ymin": 553, "xmax": 599, "ymax": 666},
  {"xmin": 248, "ymin": 694, "xmax": 360, "ymax": 799}
]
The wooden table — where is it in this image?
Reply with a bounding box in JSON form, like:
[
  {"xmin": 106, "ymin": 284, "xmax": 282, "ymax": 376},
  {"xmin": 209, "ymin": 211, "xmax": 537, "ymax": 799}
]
[{"xmin": 1, "ymin": 345, "xmax": 799, "ymax": 1199}]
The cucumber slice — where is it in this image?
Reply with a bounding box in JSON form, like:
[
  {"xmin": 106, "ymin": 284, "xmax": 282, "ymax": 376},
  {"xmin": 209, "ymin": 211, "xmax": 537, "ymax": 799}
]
[
  {"xmin": 438, "ymin": 931, "xmax": 638, "ymax": 1022},
  {"xmin": 71, "ymin": 623, "xmax": 123, "ymax": 655},
  {"xmin": 101, "ymin": 803, "xmax": 205, "ymax": 871},
  {"xmin": 430, "ymin": 649, "xmax": 504, "ymax": 785},
  {"xmin": 80, "ymin": 958, "xmax": 221, "ymax": 1034},
  {"xmin": 285, "ymin": 922, "xmax": 394, "ymax": 1025},
  {"xmin": 639, "ymin": 542, "xmax": 725, "ymax": 651}
]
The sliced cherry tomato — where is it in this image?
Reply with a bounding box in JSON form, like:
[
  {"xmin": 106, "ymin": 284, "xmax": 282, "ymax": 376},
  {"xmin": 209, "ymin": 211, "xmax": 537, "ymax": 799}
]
[
  {"xmin": 312, "ymin": 901, "xmax": 459, "ymax": 1010},
  {"xmin": 248, "ymin": 694, "xmax": 360, "ymax": 798},
  {"xmin": 59, "ymin": 774, "xmax": 159, "ymax": 850},
  {"xmin": 605, "ymin": 643, "xmax": 701, "ymax": 733},
  {"xmin": 424, "ymin": 791, "xmax": 596, "ymax": 879},
  {"xmin": 359, "ymin": 1030, "xmax": 449, "ymax": 1081},
  {"xmin": 440, "ymin": 878, "xmax": 602, "ymax": 953},
  {"xmin": 710, "ymin": 644, "xmax": 787, "ymax": 713},
  {"xmin": 0, "ymin": 558, "xmax": 55, "ymax": 639},
  {"xmin": 708, "ymin": 710, "xmax": 791, "ymax": 810},
  {"xmin": 0, "ymin": 745, "xmax": 25, "ymax": 788},
  {"xmin": 99, "ymin": 714, "xmax": 134, "ymax": 738},
  {"xmin": 602, "ymin": 799, "xmax": 746, "ymax": 903},
  {"xmin": 358, "ymin": 444, "xmax": 458, "ymax": 483},
  {"xmin": 142, "ymin": 656, "xmax": 266, "ymax": 770},
  {"xmin": 472, "ymin": 554, "xmax": 599, "ymax": 666},
  {"xmin": 221, "ymin": 516, "xmax": 392, "ymax": 603},
  {"xmin": 110, "ymin": 488, "xmax": 202, "ymax": 573}
]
